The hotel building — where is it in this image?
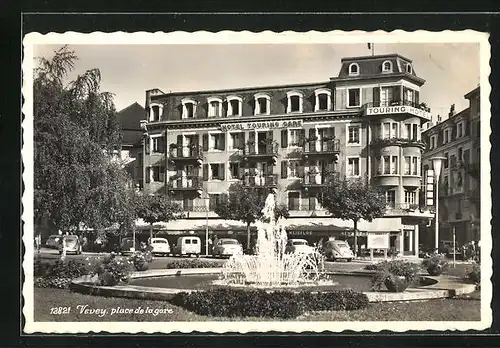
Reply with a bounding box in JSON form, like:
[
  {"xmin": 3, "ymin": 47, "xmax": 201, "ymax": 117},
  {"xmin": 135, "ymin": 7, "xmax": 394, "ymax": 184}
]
[
  {"xmin": 421, "ymin": 86, "xmax": 481, "ymax": 247},
  {"xmin": 140, "ymin": 53, "xmax": 435, "ymax": 256}
]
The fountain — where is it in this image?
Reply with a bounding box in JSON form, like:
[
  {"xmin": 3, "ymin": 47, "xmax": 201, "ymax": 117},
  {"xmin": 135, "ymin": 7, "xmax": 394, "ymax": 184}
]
[{"xmin": 218, "ymin": 193, "xmax": 325, "ymax": 288}]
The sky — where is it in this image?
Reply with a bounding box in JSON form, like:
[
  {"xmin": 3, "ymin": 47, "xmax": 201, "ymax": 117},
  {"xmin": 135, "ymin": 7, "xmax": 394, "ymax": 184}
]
[{"xmin": 33, "ymin": 43, "xmax": 480, "ymax": 122}]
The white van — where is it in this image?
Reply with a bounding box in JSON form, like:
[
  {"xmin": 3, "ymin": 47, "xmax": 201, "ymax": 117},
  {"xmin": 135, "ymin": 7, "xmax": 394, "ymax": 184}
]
[{"xmin": 173, "ymin": 236, "xmax": 201, "ymax": 257}]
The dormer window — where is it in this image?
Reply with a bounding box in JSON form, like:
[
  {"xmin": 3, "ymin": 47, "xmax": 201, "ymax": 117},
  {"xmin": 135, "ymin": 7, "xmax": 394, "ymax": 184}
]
[
  {"xmin": 406, "ymin": 64, "xmax": 413, "ymax": 74},
  {"xmin": 227, "ymin": 95, "xmax": 242, "ymax": 117},
  {"xmin": 149, "ymin": 102, "xmax": 163, "ymax": 122},
  {"xmin": 254, "ymin": 93, "xmax": 270, "ymax": 115},
  {"xmin": 286, "ymin": 91, "xmax": 304, "ymax": 113},
  {"xmin": 181, "ymin": 98, "xmax": 197, "ymax": 119},
  {"xmin": 382, "ymin": 60, "xmax": 393, "ymax": 73},
  {"xmin": 314, "ymin": 88, "xmax": 332, "ymax": 111},
  {"xmin": 349, "ymin": 63, "xmax": 359, "ymax": 76},
  {"xmin": 207, "ymin": 97, "xmax": 223, "ymax": 118}
]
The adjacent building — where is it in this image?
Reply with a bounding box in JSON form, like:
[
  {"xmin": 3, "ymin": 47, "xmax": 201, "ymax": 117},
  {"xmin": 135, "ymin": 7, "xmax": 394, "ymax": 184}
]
[
  {"xmin": 140, "ymin": 53, "xmax": 435, "ymax": 255},
  {"xmin": 421, "ymin": 87, "xmax": 481, "ymax": 247}
]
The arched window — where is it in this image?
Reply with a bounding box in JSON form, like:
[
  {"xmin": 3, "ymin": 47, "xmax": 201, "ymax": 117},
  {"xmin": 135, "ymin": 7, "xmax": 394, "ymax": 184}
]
[
  {"xmin": 314, "ymin": 88, "xmax": 332, "ymax": 111},
  {"xmin": 349, "ymin": 63, "xmax": 359, "ymax": 75},
  {"xmin": 286, "ymin": 90, "xmax": 304, "ymax": 113},
  {"xmin": 406, "ymin": 64, "xmax": 413, "ymax": 74},
  {"xmin": 382, "ymin": 60, "xmax": 393, "ymax": 73},
  {"xmin": 207, "ymin": 97, "xmax": 223, "ymax": 117},
  {"xmin": 181, "ymin": 98, "xmax": 197, "ymax": 119},
  {"xmin": 149, "ymin": 102, "xmax": 163, "ymax": 122},
  {"xmin": 226, "ymin": 95, "xmax": 243, "ymax": 117},
  {"xmin": 254, "ymin": 93, "xmax": 271, "ymax": 115}
]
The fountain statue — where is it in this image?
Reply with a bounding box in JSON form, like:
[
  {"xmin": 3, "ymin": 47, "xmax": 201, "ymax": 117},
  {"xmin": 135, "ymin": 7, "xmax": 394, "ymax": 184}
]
[{"xmin": 219, "ymin": 193, "xmax": 324, "ymax": 288}]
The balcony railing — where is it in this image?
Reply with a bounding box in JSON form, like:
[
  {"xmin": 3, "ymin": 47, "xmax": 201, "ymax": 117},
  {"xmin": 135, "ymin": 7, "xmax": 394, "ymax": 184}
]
[
  {"xmin": 167, "ymin": 176, "xmax": 203, "ymax": 190},
  {"xmin": 301, "ymin": 173, "xmax": 329, "ymax": 187},
  {"xmin": 364, "ymin": 100, "xmax": 430, "ymax": 110},
  {"xmin": 370, "ymin": 137, "xmax": 426, "ymax": 149},
  {"xmin": 243, "ymin": 141, "xmax": 279, "ymax": 157},
  {"xmin": 303, "ymin": 139, "xmax": 340, "ymax": 155},
  {"xmin": 169, "ymin": 145, "xmax": 204, "ymax": 162},
  {"xmin": 242, "ymin": 174, "xmax": 278, "ymax": 188},
  {"xmin": 385, "ymin": 203, "xmax": 431, "ymax": 215}
]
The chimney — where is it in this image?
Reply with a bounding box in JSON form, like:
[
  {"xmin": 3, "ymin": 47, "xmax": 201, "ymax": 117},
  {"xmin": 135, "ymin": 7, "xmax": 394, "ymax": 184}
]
[{"xmin": 448, "ymin": 104, "xmax": 455, "ymax": 117}]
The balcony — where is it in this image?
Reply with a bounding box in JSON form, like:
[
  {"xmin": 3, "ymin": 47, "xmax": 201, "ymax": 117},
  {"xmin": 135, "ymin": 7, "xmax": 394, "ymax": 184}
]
[
  {"xmin": 242, "ymin": 174, "xmax": 278, "ymax": 189},
  {"xmin": 169, "ymin": 145, "xmax": 204, "ymax": 164},
  {"xmin": 167, "ymin": 176, "xmax": 203, "ymax": 193},
  {"xmin": 362, "ymin": 100, "xmax": 432, "ymax": 121},
  {"xmin": 302, "ymin": 139, "xmax": 340, "ymax": 159},
  {"xmin": 385, "ymin": 203, "xmax": 434, "ymax": 218},
  {"xmin": 243, "ymin": 141, "xmax": 279, "ymax": 158},
  {"xmin": 370, "ymin": 137, "xmax": 426, "ymax": 149},
  {"xmin": 301, "ymin": 173, "xmax": 332, "ymax": 189}
]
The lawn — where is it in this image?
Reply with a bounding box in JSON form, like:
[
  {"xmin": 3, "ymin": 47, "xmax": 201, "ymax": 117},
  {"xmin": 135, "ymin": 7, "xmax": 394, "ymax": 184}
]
[{"xmin": 34, "ymin": 287, "xmax": 481, "ymax": 322}]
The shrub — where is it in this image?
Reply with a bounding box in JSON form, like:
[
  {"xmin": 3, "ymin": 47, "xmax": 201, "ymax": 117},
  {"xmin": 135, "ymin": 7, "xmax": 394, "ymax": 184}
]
[
  {"xmin": 89, "ymin": 254, "xmax": 132, "ymax": 286},
  {"xmin": 33, "ymin": 259, "xmax": 90, "ymax": 289},
  {"xmin": 170, "ymin": 288, "xmax": 369, "ymax": 319},
  {"xmin": 364, "ymin": 263, "xmax": 379, "ymax": 271},
  {"xmin": 371, "ymin": 260, "xmax": 420, "ymax": 292},
  {"xmin": 422, "ymin": 254, "xmax": 449, "ymax": 276},
  {"xmin": 467, "ymin": 264, "xmax": 481, "ymax": 284},
  {"xmin": 129, "ymin": 251, "xmax": 152, "ymax": 271},
  {"xmin": 166, "ymin": 259, "xmax": 225, "ymax": 269}
]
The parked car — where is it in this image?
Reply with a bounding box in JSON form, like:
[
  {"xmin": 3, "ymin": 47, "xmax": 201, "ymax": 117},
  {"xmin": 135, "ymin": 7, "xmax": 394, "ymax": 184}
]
[
  {"xmin": 150, "ymin": 237, "xmax": 171, "ymax": 256},
  {"xmin": 439, "ymin": 240, "xmax": 460, "ymax": 258},
  {"xmin": 119, "ymin": 237, "xmax": 138, "ymax": 255},
  {"xmin": 45, "ymin": 235, "xmax": 62, "ymax": 249},
  {"xmin": 322, "ymin": 240, "xmax": 354, "ymax": 262},
  {"xmin": 285, "ymin": 239, "xmax": 315, "ymax": 255},
  {"xmin": 212, "ymin": 238, "xmax": 243, "ymax": 257},
  {"xmin": 59, "ymin": 235, "xmax": 82, "ymax": 255},
  {"xmin": 172, "ymin": 236, "xmax": 201, "ymax": 257}
]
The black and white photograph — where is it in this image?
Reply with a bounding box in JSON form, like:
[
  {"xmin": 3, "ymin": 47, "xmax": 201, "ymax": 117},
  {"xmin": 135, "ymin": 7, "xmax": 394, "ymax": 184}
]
[{"xmin": 22, "ymin": 30, "xmax": 491, "ymax": 333}]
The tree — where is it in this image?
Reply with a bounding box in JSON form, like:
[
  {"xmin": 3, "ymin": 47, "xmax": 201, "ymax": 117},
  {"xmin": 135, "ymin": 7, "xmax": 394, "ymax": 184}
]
[
  {"xmin": 318, "ymin": 175, "xmax": 386, "ymax": 257},
  {"xmin": 136, "ymin": 195, "xmax": 184, "ymax": 241},
  {"xmin": 214, "ymin": 183, "xmax": 289, "ymax": 251},
  {"xmin": 34, "ymin": 45, "xmax": 130, "ymax": 235}
]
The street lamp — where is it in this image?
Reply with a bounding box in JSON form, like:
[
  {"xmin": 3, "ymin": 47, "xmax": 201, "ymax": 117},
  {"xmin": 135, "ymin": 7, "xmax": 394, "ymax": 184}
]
[
  {"xmin": 140, "ymin": 120, "xmax": 149, "ymax": 193},
  {"xmin": 431, "ymin": 156, "xmax": 446, "ymax": 252}
]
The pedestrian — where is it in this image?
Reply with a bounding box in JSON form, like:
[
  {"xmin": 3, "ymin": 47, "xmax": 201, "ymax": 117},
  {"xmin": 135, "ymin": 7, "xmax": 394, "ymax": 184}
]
[{"xmin": 35, "ymin": 234, "xmax": 41, "ymax": 254}]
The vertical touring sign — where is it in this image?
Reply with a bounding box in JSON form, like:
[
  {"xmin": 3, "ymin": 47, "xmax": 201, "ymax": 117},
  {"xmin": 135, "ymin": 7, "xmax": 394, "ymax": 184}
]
[{"xmin": 426, "ymin": 169, "xmax": 435, "ymax": 207}]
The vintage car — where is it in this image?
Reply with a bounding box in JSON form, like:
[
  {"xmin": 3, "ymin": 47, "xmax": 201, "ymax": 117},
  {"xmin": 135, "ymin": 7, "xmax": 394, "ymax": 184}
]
[
  {"xmin": 212, "ymin": 238, "xmax": 243, "ymax": 257},
  {"xmin": 149, "ymin": 237, "xmax": 171, "ymax": 256},
  {"xmin": 172, "ymin": 236, "xmax": 201, "ymax": 257},
  {"xmin": 322, "ymin": 240, "xmax": 354, "ymax": 262},
  {"xmin": 58, "ymin": 235, "xmax": 82, "ymax": 255},
  {"xmin": 284, "ymin": 239, "xmax": 315, "ymax": 255}
]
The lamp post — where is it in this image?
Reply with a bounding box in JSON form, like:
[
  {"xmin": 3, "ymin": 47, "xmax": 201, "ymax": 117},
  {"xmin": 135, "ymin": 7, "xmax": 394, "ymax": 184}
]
[
  {"xmin": 140, "ymin": 120, "xmax": 149, "ymax": 194},
  {"xmin": 431, "ymin": 156, "xmax": 445, "ymax": 253}
]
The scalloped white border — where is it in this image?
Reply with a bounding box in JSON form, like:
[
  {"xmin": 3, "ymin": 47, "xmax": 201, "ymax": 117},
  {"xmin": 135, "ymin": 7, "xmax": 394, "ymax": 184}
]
[{"xmin": 22, "ymin": 30, "xmax": 492, "ymax": 334}]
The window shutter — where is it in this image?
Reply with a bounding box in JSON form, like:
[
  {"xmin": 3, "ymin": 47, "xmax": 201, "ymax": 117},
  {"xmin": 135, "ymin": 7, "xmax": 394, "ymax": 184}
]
[
  {"xmin": 373, "ymin": 87, "xmax": 380, "ymax": 106},
  {"xmin": 281, "ymin": 161, "xmax": 288, "ymax": 179},
  {"xmin": 393, "ymin": 86, "xmax": 401, "ymax": 102},
  {"xmin": 193, "ymin": 134, "xmax": 200, "ymax": 148},
  {"xmin": 240, "ymin": 132, "xmax": 246, "ymax": 149},
  {"xmin": 281, "ymin": 129, "xmax": 288, "ymax": 148},
  {"xmin": 220, "ymin": 163, "xmax": 225, "ymax": 180},
  {"xmin": 202, "ymin": 133, "xmax": 209, "ymax": 151},
  {"xmin": 220, "ymin": 133, "xmax": 226, "ymax": 150},
  {"xmin": 202, "ymin": 164, "xmax": 209, "ymax": 181},
  {"xmin": 299, "ymin": 129, "xmax": 305, "ymax": 146},
  {"xmin": 158, "ymin": 137, "xmax": 165, "ymax": 152},
  {"xmin": 177, "ymin": 135, "xmax": 183, "ymax": 146},
  {"xmin": 415, "ymin": 91, "xmax": 420, "ymax": 105}
]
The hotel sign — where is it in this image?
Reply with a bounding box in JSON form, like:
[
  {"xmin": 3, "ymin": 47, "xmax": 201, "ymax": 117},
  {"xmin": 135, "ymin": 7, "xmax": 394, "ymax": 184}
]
[
  {"xmin": 221, "ymin": 119, "xmax": 303, "ymax": 132},
  {"xmin": 366, "ymin": 106, "xmax": 432, "ymax": 120}
]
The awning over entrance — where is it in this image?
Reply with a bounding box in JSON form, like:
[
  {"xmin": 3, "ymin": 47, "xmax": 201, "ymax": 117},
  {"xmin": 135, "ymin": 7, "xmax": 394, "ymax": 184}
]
[{"xmin": 134, "ymin": 218, "xmax": 248, "ymax": 231}]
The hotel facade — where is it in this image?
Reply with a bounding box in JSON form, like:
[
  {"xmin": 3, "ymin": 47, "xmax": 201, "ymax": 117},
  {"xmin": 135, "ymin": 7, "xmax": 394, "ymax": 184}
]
[{"xmin": 139, "ymin": 54, "xmax": 435, "ymax": 256}]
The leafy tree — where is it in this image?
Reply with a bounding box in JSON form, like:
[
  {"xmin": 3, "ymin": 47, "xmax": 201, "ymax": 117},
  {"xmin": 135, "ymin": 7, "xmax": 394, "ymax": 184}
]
[
  {"xmin": 136, "ymin": 194, "xmax": 184, "ymax": 240},
  {"xmin": 34, "ymin": 45, "xmax": 130, "ymax": 235},
  {"xmin": 215, "ymin": 183, "xmax": 289, "ymax": 250},
  {"xmin": 319, "ymin": 175, "xmax": 386, "ymax": 257}
]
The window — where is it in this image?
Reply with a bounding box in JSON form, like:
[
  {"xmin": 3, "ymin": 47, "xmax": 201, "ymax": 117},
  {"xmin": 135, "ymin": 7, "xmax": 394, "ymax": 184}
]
[
  {"xmin": 443, "ymin": 176, "xmax": 449, "ymax": 194},
  {"xmin": 314, "ymin": 88, "xmax": 332, "ymax": 111},
  {"xmin": 210, "ymin": 163, "xmax": 224, "ymax": 180},
  {"xmin": 288, "ymin": 192, "xmax": 300, "ymax": 210},
  {"xmin": 457, "ymin": 121, "xmax": 464, "ymax": 138},
  {"xmin": 458, "ymin": 147, "xmax": 463, "ymax": 161},
  {"xmin": 151, "ymin": 166, "xmax": 160, "ymax": 182},
  {"xmin": 444, "ymin": 152, "xmax": 449, "ymax": 169},
  {"xmin": 227, "ymin": 96, "xmax": 242, "ymax": 116},
  {"xmin": 444, "ymin": 129, "xmax": 450, "ymax": 144},
  {"xmin": 404, "ymin": 190, "xmax": 417, "ymax": 204},
  {"xmin": 404, "ymin": 156, "xmax": 411, "ymax": 175},
  {"xmin": 150, "ymin": 137, "xmax": 164, "ymax": 153},
  {"xmin": 430, "ymin": 135, "xmax": 436, "ymax": 149},
  {"xmin": 254, "ymin": 94, "xmax": 270, "ymax": 115},
  {"xmin": 348, "ymin": 125, "xmax": 360, "ymax": 145},
  {"xmin": 376, "ymin": 156, "xmax": 382, "ymax": 174},
  {"xmin": 349, "ymin": 63, "xmax": 359, "ymax": 75},
  {"xmin": 210, "ymin": 133, "xmax": 225, "ymax": 151},
  {"xmin": 207, "ymin": 97, "xmax": 222, "ymax": 117},
  {"xmin": 385, "ymin": 190, "xmax": 396, "ymax": 207},
  {"xmin": 406, "ymin": 64, "xmax": 413, "ymax": 74},
  {"xmin": 412, "ymin": 124, "xmax": 419, "ymax": 140},
  {"xmin": 347, "ymin": 157, "xmax": 360, "ymax": 176},
  {"xmin": 183, "ymin": 198, "xmax": 194, "ymax": 211},
  {"xmin": 286, "ymin": 91, "xmax": 303, "ymax": 113},
  {"xmin": 181, "ymin": 99, "xmax": 197, "ymax": 119},
  {"xmin": 383, "ymin": 123, "xmax": 390, "ymax": 139},
  {"xmin": 380, "ymin": 87, "xmax": 394, "ymax": 106},
  {"xmin": 347, "ymin": 88, "xmax": 361, "ymax": 107},
  {"xmin": 209, "ymin": 194, "xmax": 223, "ymax": 210},
  {"xmin": 412, "ymin": 157, "xmax": 418, "ymax": 175},
  {"xmin": 289, "ymin": 160, "xmax": 301, "ymax": 178},
  {"xmin": 229, "ymin": 132, "xmax": 243, "ymax": 150},
  {"xmin": 229, "ymin": 162, "xmax": 240, "ymax": 180},
  {"xmin": 383, "ymin": 156, "xmax": 390, "ymax": 174},
  {"xmin": 391, "ymin": 123, "xmax": 399, "ymax": 138},
  {"xmin": 151, "ymin": 105, "xmax": 160, "ymax": 121},
  {"xmin": 289, "ymin": 129, "xmax": 301, "ymax": 146},
  {"xmin": 382, "ymin": 60, "xmax": 393, "ymax": 73},
  {"xmin": 391, "ymin": 156, "xmax": 398, "ymax": 174}
]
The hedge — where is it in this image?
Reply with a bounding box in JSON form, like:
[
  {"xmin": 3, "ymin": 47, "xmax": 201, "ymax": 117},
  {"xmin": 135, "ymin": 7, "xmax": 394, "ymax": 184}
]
[
  {"xmin": 165, "ymin": 259, "xmax": 226, "ymax": 269},
  {"xmin": 170, "ymin": 288, "xmax": 369, "ymax": 319}
]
